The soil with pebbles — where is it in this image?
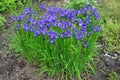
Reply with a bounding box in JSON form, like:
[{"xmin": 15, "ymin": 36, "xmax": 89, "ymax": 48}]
[{"xmin": 0, "ymin": 0, "xmax": 120, "ymax": 80}]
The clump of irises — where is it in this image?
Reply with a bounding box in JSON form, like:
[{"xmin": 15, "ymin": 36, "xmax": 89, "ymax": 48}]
[
  {"xmin": 12, "ymin": 4, "xmax": 100, "ymax": 44},
  {"xmin": 11, "ymin": 3, "xmax": 101, "ymax": 80}
]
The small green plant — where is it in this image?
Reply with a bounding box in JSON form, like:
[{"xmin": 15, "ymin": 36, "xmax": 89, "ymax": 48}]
[
  {"xmin": 108, "ymin": 71, "xmax": 120, "ymax": 80},
  {"xmin": 0, "ymin": 15, "xmax": 6, "ymax": 30},
  {"xmin": 10, "ymin": 3, "xmax": 101, "ymax": 80}
]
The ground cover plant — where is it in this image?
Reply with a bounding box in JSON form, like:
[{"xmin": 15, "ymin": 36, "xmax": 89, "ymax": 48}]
[{"xmin": 10, "ymin": 2, "xmax": 101, "ymax": 80}]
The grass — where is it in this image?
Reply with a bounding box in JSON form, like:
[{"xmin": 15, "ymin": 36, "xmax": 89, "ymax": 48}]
[
  {"xmin": 98, "ymin": 0, "xmax": 120, "ymax": 53},
  {"xmin": 97, "ymin": 0, "xmax": 120, "ymax": 79},
  {"xmin": 102, "ymin": 20, "xmax": 120, "ymax": 52},
  {"xmin": 99, "ymin": 0, "xmax": 120, "ymax": 23}
]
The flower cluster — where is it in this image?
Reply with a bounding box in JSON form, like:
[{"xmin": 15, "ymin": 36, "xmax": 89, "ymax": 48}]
[{"xmin": 12, "ymin": 4, "xmax": 101, "ymax": 45}]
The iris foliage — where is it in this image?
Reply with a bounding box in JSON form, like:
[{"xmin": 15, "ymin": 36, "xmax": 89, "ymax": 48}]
[{"xmin": 11, "ymin": 3, "xmax": 101, "ymax": 80}]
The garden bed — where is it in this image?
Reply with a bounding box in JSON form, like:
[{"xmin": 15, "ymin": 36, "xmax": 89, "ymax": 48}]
[{"xmin": 0, "ymin": 0, "xmax": 120, "ymax": 80}]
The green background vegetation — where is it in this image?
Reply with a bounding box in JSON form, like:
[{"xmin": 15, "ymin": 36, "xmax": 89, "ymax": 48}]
[{"xmin": 99, "ymin": 0, "xmax": 120, "ymax": 53}]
